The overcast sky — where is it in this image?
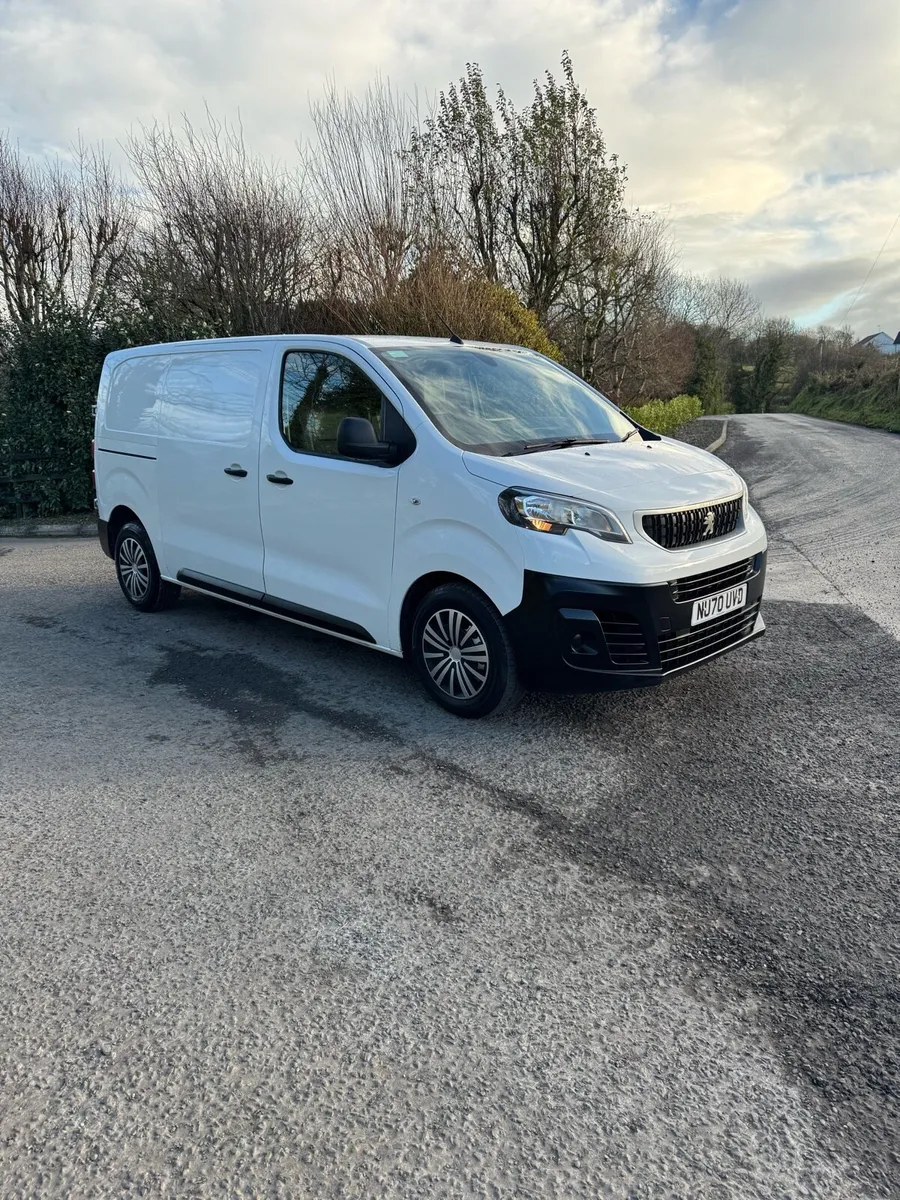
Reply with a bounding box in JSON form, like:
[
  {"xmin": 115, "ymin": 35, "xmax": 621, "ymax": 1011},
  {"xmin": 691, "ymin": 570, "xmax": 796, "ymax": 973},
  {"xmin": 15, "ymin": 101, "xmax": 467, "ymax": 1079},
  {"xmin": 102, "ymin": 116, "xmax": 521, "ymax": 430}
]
[{"xmin": 1, "ymin": 0, "xmax": 898, "ymax": 336}]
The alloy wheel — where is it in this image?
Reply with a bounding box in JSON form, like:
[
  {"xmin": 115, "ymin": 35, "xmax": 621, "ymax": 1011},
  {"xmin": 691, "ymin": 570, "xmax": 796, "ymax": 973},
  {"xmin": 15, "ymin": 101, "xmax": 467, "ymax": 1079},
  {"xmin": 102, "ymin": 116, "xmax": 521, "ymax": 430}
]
[
  {"xmin": 421, "ymin": 608, "xmax": 490, "ymax": 699},
  {"xmin": 118, "ymin": 536, "xmax": 150, "ymax": 602}
]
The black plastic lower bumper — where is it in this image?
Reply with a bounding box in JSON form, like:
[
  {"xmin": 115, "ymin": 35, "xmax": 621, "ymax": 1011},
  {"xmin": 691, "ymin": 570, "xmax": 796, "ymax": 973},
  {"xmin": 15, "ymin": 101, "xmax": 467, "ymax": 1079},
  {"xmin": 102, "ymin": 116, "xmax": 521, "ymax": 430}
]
[
  {"xmin": 97, "ymin": 517, "xmax": 112, "ymax": 558},
  {"xmin": 504, "ymin": 552, "xmax": 766, "ymax": 692}
]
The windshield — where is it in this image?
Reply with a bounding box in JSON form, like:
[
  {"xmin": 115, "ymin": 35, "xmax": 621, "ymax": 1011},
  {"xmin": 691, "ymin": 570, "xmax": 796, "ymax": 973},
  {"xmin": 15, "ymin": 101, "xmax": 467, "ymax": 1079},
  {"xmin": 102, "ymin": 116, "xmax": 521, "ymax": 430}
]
[{"xmin": 372, "ymin": 344, "xmax": 636, "ymax": 456}]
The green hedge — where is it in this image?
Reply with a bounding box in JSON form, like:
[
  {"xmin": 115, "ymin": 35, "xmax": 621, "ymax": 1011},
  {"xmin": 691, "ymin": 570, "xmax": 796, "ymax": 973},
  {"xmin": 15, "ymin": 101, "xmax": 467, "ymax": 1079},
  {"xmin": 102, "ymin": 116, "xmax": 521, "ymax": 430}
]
[
  {"xmin": 0, "ymin": 314, "xmax": 126, "ymax": 518},
  {"xmin": 790, "ymin": 374, "xmax": 900, "ymax": 433},
  {"xmin": 621, "ymin": 394, "xmax": 703, "ymax": 436}
]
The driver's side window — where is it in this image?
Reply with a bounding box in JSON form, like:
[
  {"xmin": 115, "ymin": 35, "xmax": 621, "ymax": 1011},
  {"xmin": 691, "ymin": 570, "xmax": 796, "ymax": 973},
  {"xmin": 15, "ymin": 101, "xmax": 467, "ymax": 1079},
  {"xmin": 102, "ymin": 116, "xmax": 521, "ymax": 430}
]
[{"xmin": 281, "ymin": 350, "xmax": 384, "ymax": 457}]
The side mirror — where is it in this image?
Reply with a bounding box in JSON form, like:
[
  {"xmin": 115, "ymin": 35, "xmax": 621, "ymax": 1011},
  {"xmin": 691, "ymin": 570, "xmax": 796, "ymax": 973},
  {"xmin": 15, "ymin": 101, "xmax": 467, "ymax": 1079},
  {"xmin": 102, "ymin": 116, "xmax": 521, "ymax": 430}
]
[{"xmin": 337, "ymin": 416, "xmax": 395, "ymax": 462}]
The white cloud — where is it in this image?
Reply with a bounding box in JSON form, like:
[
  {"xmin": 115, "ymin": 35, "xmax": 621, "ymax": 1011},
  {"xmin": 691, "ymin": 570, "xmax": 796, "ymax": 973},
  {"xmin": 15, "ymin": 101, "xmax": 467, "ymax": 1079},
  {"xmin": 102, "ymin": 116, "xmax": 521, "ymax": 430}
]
[{"xmin": 0, "ymin": 0, "xmax": 898, "ymax": 335}]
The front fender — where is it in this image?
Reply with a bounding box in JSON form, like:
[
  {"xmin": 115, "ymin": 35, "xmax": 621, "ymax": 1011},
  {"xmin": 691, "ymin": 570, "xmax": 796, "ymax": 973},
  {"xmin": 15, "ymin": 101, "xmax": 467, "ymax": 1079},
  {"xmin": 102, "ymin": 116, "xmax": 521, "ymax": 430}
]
[{"xmin": 389, "ymin": 518, "xmax": 525, "ymax": 651}]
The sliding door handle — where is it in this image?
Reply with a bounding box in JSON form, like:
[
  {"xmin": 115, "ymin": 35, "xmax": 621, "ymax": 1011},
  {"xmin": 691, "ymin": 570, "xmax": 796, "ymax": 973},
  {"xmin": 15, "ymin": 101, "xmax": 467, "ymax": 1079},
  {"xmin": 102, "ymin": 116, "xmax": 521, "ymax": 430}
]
[
  {"xmin": 224, "ymin": 464, "xmax": 248, "ymax": 477},
  {"xmin": 266, "ymin": 471, "xmax": 293, "ymax": 486}
]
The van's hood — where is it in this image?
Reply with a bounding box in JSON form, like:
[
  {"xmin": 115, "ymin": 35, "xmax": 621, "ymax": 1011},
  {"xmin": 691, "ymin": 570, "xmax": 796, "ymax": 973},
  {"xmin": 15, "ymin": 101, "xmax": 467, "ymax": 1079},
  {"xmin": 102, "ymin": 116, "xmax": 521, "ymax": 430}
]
[{"xmin": 462, "ymin": 437, "xmax": 742, "ymax": 511}]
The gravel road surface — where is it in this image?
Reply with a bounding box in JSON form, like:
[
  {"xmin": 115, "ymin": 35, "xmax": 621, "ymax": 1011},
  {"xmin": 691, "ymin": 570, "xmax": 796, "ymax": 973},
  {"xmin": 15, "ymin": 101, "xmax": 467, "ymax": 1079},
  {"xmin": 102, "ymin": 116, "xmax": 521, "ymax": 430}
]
[
  {"xmin": 1, "ymin": 414, "xmax": 897, "ymax": 1198},
  {"xmin": 671, "ymin": 416, "xmax": 725, "ymax": 449}
]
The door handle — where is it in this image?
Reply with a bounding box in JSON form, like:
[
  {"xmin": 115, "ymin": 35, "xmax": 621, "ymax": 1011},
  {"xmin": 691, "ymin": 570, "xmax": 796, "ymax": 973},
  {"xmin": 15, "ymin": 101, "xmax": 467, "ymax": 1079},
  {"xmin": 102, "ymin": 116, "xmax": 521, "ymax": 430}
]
[
  {"xmin": 266, "ymin": 471, "xmax": 293, "ymax": 486},
  {"xmin": 224, "ymin": 464, "xmax": 248, "ymax": 477}
]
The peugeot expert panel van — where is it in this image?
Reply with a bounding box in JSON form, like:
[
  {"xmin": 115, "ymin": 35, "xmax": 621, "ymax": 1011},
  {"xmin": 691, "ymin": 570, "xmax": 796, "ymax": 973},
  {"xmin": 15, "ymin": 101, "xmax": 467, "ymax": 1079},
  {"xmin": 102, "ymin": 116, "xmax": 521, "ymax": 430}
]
[{"xmin": 94, "ymin": 335, "xmax": 766, "ymax": 717}]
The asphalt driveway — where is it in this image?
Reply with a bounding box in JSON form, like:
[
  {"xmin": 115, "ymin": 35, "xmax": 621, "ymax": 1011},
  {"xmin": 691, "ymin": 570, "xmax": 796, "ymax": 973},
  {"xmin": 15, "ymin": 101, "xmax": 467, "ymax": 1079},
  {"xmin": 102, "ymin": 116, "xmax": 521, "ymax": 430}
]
[{"xmin": 0, "ymin": 414, "xmax": 897, "ymax": 1198}]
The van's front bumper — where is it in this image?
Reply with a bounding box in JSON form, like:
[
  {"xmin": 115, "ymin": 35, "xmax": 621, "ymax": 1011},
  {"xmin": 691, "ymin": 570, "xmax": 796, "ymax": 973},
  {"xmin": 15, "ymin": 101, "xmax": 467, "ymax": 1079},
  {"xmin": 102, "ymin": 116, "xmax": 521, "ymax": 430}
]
[{"xmin": 504, "ymin": 552, "xmax": 766, "ymax": 692}]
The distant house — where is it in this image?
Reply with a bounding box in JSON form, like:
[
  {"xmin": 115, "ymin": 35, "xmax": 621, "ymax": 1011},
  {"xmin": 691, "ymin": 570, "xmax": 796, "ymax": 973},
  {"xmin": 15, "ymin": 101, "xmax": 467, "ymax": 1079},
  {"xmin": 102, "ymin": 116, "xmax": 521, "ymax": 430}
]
[{"xmin": 856, "ymin": 331, "xmax": 900, "ymax": 355}]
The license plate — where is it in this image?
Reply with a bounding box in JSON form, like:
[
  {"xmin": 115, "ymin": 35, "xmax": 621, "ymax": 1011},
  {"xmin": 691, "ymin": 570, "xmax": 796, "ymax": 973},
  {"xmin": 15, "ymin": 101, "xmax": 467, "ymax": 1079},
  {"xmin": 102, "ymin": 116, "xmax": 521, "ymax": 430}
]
[{"xmin": 691, "ymin": 583, "xmax": 748, "ymax": 626}]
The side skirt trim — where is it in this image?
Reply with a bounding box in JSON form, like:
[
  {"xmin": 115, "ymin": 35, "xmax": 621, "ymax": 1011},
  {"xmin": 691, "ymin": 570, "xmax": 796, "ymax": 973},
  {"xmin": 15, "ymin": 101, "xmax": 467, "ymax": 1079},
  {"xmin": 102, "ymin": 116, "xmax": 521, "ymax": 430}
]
[
  {"xmin": 176, "ymin": 570, "xmax": 263, "ymax": 604},
  {"xmin": 175, "ymin": 569, "xmax": 388, "ymax": 651}
]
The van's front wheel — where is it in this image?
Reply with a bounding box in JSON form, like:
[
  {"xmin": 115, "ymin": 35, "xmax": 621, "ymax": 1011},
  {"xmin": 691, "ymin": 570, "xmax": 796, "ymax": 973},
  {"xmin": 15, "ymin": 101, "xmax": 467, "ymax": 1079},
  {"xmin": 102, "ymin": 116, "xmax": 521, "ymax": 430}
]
[
  {"xmin": 114, "ymin": 521, "xmax": 181, "ymax": 612},
  {"xmin": 411, "ymin": 584, "xmax": 522, "ymax": 718}
]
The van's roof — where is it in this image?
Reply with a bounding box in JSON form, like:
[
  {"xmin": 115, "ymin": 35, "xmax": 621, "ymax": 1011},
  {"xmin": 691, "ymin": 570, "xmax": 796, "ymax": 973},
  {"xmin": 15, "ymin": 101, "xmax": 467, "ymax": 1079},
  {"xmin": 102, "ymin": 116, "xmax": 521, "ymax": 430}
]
[{"xmin": 104, "ymin": 334, "xmax": 536, "ymax": 360}]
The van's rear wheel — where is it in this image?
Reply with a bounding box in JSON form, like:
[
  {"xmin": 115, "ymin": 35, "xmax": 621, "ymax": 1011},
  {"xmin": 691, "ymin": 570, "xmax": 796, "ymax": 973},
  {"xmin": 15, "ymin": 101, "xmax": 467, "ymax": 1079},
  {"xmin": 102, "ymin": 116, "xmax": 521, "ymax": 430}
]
[
  {"xmin": 114, "ymin": 521, "xmax": 181, "ymax": 612},
  {"xmin": 411, "ymin": 584, "xmax": 522, "ymax": 718}
]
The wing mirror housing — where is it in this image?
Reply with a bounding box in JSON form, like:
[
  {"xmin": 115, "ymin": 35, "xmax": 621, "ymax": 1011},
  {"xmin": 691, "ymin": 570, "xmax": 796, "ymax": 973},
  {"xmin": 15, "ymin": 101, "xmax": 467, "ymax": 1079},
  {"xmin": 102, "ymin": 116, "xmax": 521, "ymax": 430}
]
[{"xmin": 337, "ymin": 416, "xmax": 396, "ymax": 463}]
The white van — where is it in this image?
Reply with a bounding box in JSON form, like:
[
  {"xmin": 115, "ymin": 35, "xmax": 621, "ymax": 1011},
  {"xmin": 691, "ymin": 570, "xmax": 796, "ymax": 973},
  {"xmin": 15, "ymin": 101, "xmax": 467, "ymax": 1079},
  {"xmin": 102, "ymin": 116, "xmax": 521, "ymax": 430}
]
[{"xmin": 94, "ymin": 335, "xmax": 766, "ymax": 717}]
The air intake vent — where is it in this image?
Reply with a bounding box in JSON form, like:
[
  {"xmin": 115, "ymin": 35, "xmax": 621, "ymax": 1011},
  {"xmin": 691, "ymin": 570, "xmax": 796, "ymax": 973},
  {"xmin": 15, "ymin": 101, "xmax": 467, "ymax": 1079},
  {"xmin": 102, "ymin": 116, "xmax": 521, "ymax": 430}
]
[
  {"xmin": 597, "ymin": 611, "xmax": 650, "ymax": 667},
  {"xmin": 658, "ymin": 601, "xmax": 760, "ymax": 671},
  {"xmin": 670, "ymin": 557, "xmax": 756, "ymax": 603}
]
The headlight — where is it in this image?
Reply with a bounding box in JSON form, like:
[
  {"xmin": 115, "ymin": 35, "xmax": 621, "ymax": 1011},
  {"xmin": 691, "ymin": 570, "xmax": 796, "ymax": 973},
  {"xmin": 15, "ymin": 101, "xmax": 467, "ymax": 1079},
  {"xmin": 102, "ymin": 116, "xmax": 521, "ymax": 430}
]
[
  {"xmin": 498, "ymin": 488, "xmax": 630, "ymax": 543},
  {"xmin": 740, "ymin": 478, "xmax": 749, "ymax": 516}
]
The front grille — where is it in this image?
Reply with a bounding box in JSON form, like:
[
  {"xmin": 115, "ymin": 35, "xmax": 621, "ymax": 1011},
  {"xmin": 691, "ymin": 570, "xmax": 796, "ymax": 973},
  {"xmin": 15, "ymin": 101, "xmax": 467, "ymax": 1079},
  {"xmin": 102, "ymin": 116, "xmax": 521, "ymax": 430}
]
[
  {"xmin": 658, "ymin": 601, "xmax": 760, "ymax": 671},
  {"xmin": 597, "ymin": 611, "xmax": 650, "ymax": 667},
  {"xmin": 643, "ymin": 497, "xmax": 742, "ymax": 550},
  {"xmin": 671, "ymin": 556, "xmax": 756, "ymax": 603}
]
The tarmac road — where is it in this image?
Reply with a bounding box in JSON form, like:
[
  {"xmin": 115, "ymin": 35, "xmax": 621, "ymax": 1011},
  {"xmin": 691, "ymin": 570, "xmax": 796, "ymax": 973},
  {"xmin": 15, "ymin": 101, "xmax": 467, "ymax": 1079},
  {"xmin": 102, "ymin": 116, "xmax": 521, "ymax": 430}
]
[{"xmin": 0, "ymin": 414, "xmax": 897, "ymax": 1198}]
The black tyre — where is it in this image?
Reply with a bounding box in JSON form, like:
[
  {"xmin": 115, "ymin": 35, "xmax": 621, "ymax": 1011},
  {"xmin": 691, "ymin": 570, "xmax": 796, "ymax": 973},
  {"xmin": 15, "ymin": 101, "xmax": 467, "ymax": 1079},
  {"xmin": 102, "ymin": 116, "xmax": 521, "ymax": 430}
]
[
  {"xmin": 114, "ymin": 521, "xmax": 181, "ymax": 612},
  {"xmin": 411, "ymin": 583, "xmax": 523, "ymax": 718}
]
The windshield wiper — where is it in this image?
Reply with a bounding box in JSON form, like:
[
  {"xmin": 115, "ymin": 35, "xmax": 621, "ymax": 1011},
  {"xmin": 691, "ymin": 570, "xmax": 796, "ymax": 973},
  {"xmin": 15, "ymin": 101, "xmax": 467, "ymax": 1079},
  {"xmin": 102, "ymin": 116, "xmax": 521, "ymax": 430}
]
[
  {"xmin": 518, "ymin": 437, "xmax": 609, "ymax": 455},
  {"xmin": 621, "ymin": 427, "xmax": 641, "ymax": 442}
]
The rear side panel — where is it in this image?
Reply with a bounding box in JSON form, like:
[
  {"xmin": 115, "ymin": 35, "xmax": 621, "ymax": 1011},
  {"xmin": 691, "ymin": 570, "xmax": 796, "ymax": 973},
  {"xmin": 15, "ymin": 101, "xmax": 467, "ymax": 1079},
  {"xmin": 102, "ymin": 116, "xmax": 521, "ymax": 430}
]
[{"xmin": 94, "ymin": 353, "xmax": 166, "ymax": 553}]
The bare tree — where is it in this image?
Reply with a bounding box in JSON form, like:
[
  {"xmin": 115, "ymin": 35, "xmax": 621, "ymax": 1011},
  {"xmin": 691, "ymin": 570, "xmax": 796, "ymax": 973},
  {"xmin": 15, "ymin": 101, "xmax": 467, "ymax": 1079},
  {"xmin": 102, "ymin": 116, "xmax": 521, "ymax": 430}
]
[
  {"xmin": 713, "ymin": 276, "xmax": 761, "ymax": 338},
  {"xmin": 126, "ymin": 112, "xmax": 315, "ymax": 335},
  {"xmin": 0, "ymin": 140, "xmax": 69, "ymax": 326},
  {"xmin": 71, "ymin": 139, "xmax": 136, "ymax": 322},
  {"xmin": 0, "ymin": 137, "xmax": 133, "ymax": 328},
  {"xmin": 310, "ymin": 78, "xmax": 421, "ymax": 309},
  {"xmin": 558, "ymin": 210, "xmax": 680, "ymax": 400},
  {"xmin": 674, "ymin": 272, "xmax": 760, "ymax": 338}
]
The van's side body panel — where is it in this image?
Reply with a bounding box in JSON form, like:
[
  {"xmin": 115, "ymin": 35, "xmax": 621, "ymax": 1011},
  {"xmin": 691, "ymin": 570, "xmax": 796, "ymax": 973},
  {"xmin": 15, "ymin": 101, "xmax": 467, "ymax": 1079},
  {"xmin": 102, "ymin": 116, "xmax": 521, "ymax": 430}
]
[
  {"xmin": 156, "ymin": 346, "xmax": 269, "ymax": 590},
  {"xmin": 256, "ymin": 337, "xmax": 528, "ymax": 651},
  {"xmin": 258, "ymin": 341, "xmax": 405, "ymax": 647},
  {"xmin": 94, "ymin": 353, "xmax": 164, "ymax": 552}
]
